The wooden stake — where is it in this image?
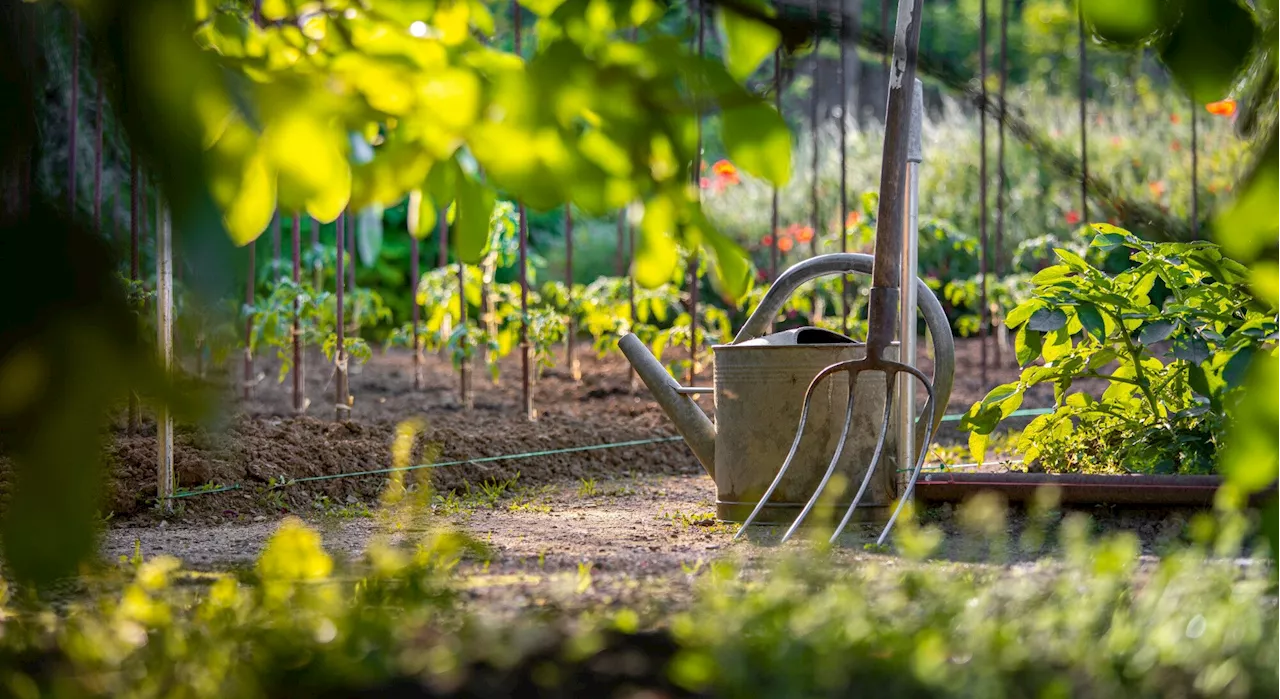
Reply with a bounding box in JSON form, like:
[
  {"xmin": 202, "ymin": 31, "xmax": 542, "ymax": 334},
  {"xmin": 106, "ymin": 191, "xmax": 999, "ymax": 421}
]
[{"xmin": 156, "ymin": 198, "xmax": 174, "ymax": 510}]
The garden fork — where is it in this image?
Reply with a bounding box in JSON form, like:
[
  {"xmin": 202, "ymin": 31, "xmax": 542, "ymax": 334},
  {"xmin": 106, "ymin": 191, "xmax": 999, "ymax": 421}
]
[{"xmin": 735, "ymin": 0, "xmax": 946, "ymax": 547}]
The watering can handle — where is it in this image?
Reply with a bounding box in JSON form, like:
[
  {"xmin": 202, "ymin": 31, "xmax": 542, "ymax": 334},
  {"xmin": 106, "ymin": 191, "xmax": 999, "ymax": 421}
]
[{"xmin": 733, "ymin": 253, "xmax": 891, "ymax": 344}]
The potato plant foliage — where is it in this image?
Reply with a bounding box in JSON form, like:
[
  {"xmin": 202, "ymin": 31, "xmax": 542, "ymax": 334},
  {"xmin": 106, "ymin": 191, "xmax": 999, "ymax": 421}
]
[{"xmin": 962, "ymin": 227, "xmax": 1277, "ymax": 475}]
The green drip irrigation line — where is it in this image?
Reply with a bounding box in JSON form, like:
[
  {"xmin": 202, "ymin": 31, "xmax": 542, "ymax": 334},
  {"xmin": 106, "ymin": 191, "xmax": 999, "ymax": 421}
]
[
  {"xmin": 165, "ymin": 408, "xmax": 1056, "ymax": 500},
  {"xmin": 938, "ymin": 407, "xmax": 1051, "ymax": 422}
]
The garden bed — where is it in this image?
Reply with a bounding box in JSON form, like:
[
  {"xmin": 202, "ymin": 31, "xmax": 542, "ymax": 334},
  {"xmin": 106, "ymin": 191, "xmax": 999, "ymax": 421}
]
[{"xmin": 89, "ymin": 337, "xmax": 1058, "ymax": 519}]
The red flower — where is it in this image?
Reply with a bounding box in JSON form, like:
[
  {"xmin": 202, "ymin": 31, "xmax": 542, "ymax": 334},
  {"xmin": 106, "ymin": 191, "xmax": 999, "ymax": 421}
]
[
  {"xmin": 1065, "ymin": 211, "xmax": 1082, "ymax": 226},
  {"xmin": 699, "ymin": 177, "xmax": 711, "ymax": 189},
  {"xmin": 1170, "ymin": 113, "xmax": 1181, "ymax": 125},
  {"xmin": 1206, "ymin": 99, "xmax": 1237, "ymax": 117},
  {"xmin": 762, "ymin": 234, "xmax": 774, "ymax": 246},
  {"xmin": 1171, "ymin": 139, "xmax": 1182, "ymax": 152},
  {"xmin": 711, "ymin": 159, "xmax": 740, "ymax": 187},
  {"xmin": 1110, "ymin": 136, "xmax": 1122, "ymax": 147}
]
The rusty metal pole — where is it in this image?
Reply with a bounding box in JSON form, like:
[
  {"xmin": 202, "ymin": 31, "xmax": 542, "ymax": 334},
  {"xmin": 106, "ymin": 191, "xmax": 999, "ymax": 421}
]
[
  {"xmin": 244, "ymin": 239, "xmax": 254, "ymax": 401},
  {"xmin": 808, "ymin": 0, "xmax": 821, "ymax": 321},
  {"xmin": 458, "ymin": 259, "xmax": 473, "ymax": 410},
  {"xmin": 291, "ymin": 214, "xmax": 304, "ymax": 413},
  {"xmin": 128, "ymin": 153, "xmax": 141, "ymax": 431},
  {"xmin": 565, "ymin": 206, "xmax": 579, "ymax": 380},
  {"xmin": 310, "ymin": 215, "xmax": 321, "ymax": 290},
  {"xmin": 1190, "ymin": 97, "xmax": 1199, "ymax": 238},
  {"xmin": 1077, "ymin": 2, "xmax": 1088, "ymax": 223},
  {"xmin": 437, "ymin": 208, "xmax": 451, "ymax": 357},
  {"xmin": 336, "ymin": 212, "xmax": 350, "ymax": 419},
  {"xmin": 978, "ymin": 0, "xmax": 990, "ymax": 388},
  {"xmin": 410, "ymin": 232, "xmax": 422, "ymax": 389},
  {"xmin": 993, "ymin": 0, "xmax": 1007, "ymax": 367},
  {"xmin": 838, "ymin": 0, "xmax": 849, "ymax": 335},
  {"xmin": 688, "ymin": 0, "xmax": 704, "ymax": 388},
  {"xmin": 514, "ymin": 0, "xmax": 534, "ymax": 420},
  {"xmin": 68, "ymin": 10, "xmax": 78, "ymax": 216},
  {"xmin": 771, "ymin": 48, "xmax": 781, "ymax": 282},
  {"xmin": 346, "ymin": 211, "xmax": 356, "ymax": 292},
  {"xmin": 93, "ymin": 79, "xmax": 102, "ymax": 234},
  {"xmin": 615, "ymin": 215, "xmax": 625, "ymax": 277},
  {"xmin": 271, "ymin": 211, "xmax": 281, "ymax": 277}
]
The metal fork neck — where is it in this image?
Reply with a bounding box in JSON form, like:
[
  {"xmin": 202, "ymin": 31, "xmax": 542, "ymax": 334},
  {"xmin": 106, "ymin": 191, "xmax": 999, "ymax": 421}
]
[{"xmin": 866, "ymin": 287, "xmax": 899, "ymax": 358}]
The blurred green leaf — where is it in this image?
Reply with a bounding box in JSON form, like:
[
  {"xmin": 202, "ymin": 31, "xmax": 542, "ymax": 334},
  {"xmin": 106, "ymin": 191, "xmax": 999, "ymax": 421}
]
[
  {"xmin": 636, "ymin": 194, "xmax": 680, "ymax": 288},
  {"xmin": 1220, "ymin": 352, "xmax": 1279, "ymax": 493},
  {"xmin": 721, "ymin": 102, "xmax": 790, "ymax": 187},
  {"xmin": 716, "ymin": 1, "xmax": 780, "ymax": 83},
  {"xmin": 452, "ymin": 175, "xmax": 495, "ymax": 264},
  {"xmin": 1159, "ymin": 0, "xmax": 1258, "ymax": 103}
]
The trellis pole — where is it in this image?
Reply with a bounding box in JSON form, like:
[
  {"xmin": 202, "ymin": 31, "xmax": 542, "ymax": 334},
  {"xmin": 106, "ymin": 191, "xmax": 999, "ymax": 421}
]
[
  {"xmin": 978, "ymin": 0, "xmax": 990, "ymax": 387},
  {"xmin": 808, "ymin": 0, "xmax": 821, "ymax": 320},
  {"xmin": 336, "ymin": 212, "xmax": 350, "ymax": 419},
  {"xmin": 770, "ymin": 48, "xmax": 781, "ymax": 282},
  {"xmin": 1077, "ymin": 1, "xmax": 1088, "ymax": 223},
  {"xmin": 128, "ymin": 153, "xmax": 141, "ymax": 431},
  {"xmin": 410, "ymin": 228, "xmax": 422, "ymax": 390},
  {"xmin": 156, "ymin": 198, "xmax": 174, "ymax": 510},
  {"xmin": 688, "ymin": 0, "xmax": 704, "ymax": 388},
  {"xmin": 291, "ymin": 214, "xmax": 305, "ymax": 413},
  {"xmin": 993, "ymin": 0, "xmax": 1008, "ymax": 366},
  {"xmin": 244, "ymin": 235, "xmax": 254, "ymax": 400},
  {"xmin": 513, "ymin": 0, "xmax": 534, "ymax": 420},
  {"xmin": 68, "ymin": 9, "xmax": 78, "ymax": 215},
  {"xmin": 838, "ymin": 0, "xmax": 849, "ymax": 335},
  {"xmin": 1190, "ymin": 98, "xmax": 1199, "ymax": 238},
  {"xmin": 565, "ymin": 205, "xmax": 579, "ymax": 380}
]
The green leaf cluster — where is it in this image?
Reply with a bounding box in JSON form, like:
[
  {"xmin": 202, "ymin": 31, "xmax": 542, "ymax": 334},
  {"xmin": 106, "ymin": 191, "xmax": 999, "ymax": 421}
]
[{"xmin": 961, "ymin": 227, "xmax": 1277, "ymax": 476}]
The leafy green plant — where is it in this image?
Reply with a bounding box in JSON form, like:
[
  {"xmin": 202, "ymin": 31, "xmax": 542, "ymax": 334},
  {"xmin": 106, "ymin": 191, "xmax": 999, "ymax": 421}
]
[
  {"xmin": 246, "ymin": 277, "xmax": 387, "ymax": 383},
  {"xmin": 961, "ymin": 228, "xmax": 1277, "ymax": 475}
]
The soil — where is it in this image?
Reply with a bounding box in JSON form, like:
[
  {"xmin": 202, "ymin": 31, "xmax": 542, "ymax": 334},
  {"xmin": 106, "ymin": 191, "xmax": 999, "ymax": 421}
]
[{"xmin": 96, "ymin": 336, "xmax": 1057, "ymax": 519}]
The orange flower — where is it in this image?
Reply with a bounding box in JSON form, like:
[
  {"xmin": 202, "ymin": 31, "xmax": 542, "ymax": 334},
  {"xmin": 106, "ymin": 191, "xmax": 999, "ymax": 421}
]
[
  {"xmin": 1110, "ymin": 136, "xmax": 1122, "ymax": 147},
  {"xmin": 1170, "ymin": 113, "xmax": 1181, "ymax": 125},
  {"xmin": 1171, "ymin": 139, "xmax": 1182, "ymax": 152},
  {"xmin": 1065, "ymin": 210, "xmax": 1081, "ymax": 226},
  {"xmin": 1206, "ymin": 99, "xmax": 1237, "ymax": 117},
  {"xmin": 845, "ymin": 211, "xmax": 861, "ymax": 229},
  {"xmin": 777, "ymin": 236, "xmax": 794, "ymax": 252},
  {"xmin": 1149, "ymin": 180, "xmax": 1166, "ymax": 198},
  {"xmin": 711, "ymin": 159, "xmax": 740, "ymax": 186},
  {"xmin": 794, "ymin": 225, "xmax": 814, "ymax": 244}
]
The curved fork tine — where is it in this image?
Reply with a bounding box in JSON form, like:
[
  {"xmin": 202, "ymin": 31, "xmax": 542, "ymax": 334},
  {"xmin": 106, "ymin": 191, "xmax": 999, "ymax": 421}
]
[
  {"xmin": 876, "ymin": 364, "xmax": 938, "ymax": 546},
  {"xmin": 733, "ymin": 358, "xmax": 865, "ymax": 541},
  {"xmin": 779, "ymin": 371, "xmax": 859, "ymax": 543},
  {"xmin": 828, "ymin": 380, "xmax": 895, "ymax": 544}
]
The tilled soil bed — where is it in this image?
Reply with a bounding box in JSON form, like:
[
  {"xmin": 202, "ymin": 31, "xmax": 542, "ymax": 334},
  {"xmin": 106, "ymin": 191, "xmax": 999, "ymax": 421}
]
[{"xmin": 75, "ymin": 336, "xmax": 1054, "ymax": 520}]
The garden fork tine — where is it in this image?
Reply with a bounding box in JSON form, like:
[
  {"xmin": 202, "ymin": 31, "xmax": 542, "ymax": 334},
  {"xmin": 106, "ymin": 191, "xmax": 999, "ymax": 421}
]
[{"xmin": 778, "ymin": 369, "xmax": 892, "ymax": 544}]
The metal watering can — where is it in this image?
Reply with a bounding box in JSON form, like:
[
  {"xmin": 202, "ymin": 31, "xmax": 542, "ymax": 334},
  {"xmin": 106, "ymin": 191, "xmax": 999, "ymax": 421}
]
[{"xmin": 619, "ymin": 254, "xmax": 954, "ymax": 524}]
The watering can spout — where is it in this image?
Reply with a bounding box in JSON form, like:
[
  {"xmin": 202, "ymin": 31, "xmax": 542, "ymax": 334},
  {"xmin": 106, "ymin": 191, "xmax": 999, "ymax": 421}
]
[{"xmin": 617, "ymin": 333, "xmax": 716, "ymax": 478}]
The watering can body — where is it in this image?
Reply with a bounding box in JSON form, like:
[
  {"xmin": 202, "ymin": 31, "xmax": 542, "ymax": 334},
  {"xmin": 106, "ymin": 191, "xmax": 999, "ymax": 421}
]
[
  {"xmin": 708, "ymin": 328, "xmax": 897, "ymax": 522},
  {"xmin": 619, "ymin": 253, "xmax": 955, "ymax": 525}
]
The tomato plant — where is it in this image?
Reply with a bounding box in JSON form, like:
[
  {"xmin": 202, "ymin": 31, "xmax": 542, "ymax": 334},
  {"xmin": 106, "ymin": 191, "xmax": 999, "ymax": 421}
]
[{"xmin": 961, "ymin": 228, "xmax": 1278, "ymax": 475}]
